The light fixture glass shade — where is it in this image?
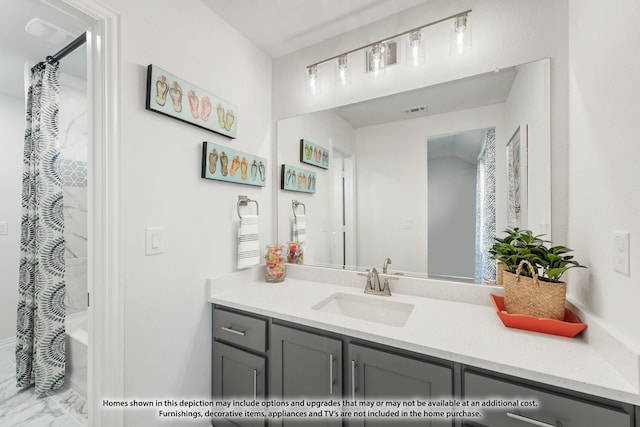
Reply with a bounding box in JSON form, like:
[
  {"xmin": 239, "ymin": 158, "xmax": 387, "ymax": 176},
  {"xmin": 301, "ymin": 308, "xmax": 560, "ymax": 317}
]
[
  {"xmin": 335, "ymin": 55, "xmax": 351, "ymax": 87},
  {"xmin": 450, "ymin": 14, "xmax": 472, "ymax": 56},
  {"xmin": 406, "ymin": 30, "xmax": 426, "ymax": 66},
  {"xmin": 368, "ymin": 43, "xmax": 386, "ymax": 78},
  {"xmin": 306, "ymin": 65, "xmax": 320, "ymax": 95}
]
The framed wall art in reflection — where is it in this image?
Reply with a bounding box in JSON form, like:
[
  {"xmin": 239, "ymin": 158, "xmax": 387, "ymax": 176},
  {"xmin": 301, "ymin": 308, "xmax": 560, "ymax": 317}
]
[
  {"xmin": 146, "ymin": 64, "xmax": 237, "ymax": 138},
  {"xmin": 202, "ymin": 142, "xmax": 266, "ymax": 187},
  {"xmin": 300, "ymin": 139, "xmax": 329, "ymax": 169},
  {"xmin": 281, "ymin": 164, "xmax": 316, "ymax": 194},
  {"xmin": 507, "ymin": 125, "xmax": 528, "ymax": 228}
]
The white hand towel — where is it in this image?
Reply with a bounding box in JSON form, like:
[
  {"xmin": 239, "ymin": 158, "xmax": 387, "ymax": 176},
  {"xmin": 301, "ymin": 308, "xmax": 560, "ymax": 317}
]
[
  {"xmin": 238, "ymin": 215, "xmax": 260, "ymax": 269},
  {"xmin": 293, "ymin": 214, "xmax": 306, "ymax": 243}
]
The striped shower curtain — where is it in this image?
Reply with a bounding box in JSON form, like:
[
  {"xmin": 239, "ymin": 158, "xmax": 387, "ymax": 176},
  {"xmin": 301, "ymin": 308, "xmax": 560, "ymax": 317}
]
[
  {"xmin": 15, "ymin": 60, "xmax": 67, "ymax": 394},
  {"xmin": 474, "ymin": 129, "xmax": 496, "ymax": 284}
]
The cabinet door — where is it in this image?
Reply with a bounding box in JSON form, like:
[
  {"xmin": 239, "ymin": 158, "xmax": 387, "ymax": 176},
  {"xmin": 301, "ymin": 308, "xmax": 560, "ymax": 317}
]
[
  {"xmin": 271, "ymin": 324, "xmax": 343, "ymax": 426},
  {"xmin": 213, "ymin": 341, "xmax": 266, "ymax": 427},
  {"xmin": 347, "ymin": 343, "xmax": 453, "ymax": 427},
  {"xmin": 463, "ymin": 371, "xmax": 632, "ymax": 427}
]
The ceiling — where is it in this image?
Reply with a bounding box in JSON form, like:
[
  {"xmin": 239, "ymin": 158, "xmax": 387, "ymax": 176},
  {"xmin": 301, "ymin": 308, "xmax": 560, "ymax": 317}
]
[
  {"xmin": 1, "ymin": 0, "xmax": 509, "ymax": 128},
  {"xmin": 334, "ymin": 68, "xmax": 518, "ymax": 128},
  {"xmin": 201, "ymin": 0, "xmax": 430, "ymax": 58},
  {"xmin": 2, "ymin": 0, "xmax": 428, "ymax": 98},
  {"xmin": 0, "ymin": 0, "xmax": 87, "ymax": 99},
  {"xmin": 428, "ymin": 129, "xmax": 489, "ymax": 166}
]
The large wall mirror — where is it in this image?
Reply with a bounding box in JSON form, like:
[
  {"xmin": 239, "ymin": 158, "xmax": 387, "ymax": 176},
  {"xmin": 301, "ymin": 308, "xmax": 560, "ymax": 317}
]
[{"xmin": 277, "ymin": 59, "xmax": 551, "ymax": 284}]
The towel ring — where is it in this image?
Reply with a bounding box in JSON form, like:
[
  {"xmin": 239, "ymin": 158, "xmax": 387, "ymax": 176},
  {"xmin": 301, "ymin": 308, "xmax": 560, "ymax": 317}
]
[
  {"xmin": 292, "ymin": 200, "xmax": 306, "ymax": 218},
  {"xmin": 237, "ymin": 196, "xmax": 259, "ymax": 219}
]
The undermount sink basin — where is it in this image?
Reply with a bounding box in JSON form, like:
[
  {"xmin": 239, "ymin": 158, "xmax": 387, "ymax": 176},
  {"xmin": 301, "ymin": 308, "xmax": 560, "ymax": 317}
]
[{"xmin": 312, "ymin": 292, "xmax": 414, "ymax": 327}]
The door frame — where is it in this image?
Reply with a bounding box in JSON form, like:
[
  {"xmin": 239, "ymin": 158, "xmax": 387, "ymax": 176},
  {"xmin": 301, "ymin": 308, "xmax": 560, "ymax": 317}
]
[{"xmin": 46, "ymin": 0, "xmax": 124, "ymax": 425}]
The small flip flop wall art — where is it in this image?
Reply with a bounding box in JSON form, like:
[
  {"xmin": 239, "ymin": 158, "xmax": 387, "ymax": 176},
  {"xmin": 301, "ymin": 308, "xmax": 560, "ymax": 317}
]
[
  {"xmin": 202, "ymin": 142, "xmax": 266, "ymax": 187},
  {"xmin": 281, "ymin": 164, "xmax": 316, "ymax": 194},
  {"xmin": 146, "ymin": 64, "xmax": 237, "ymax": 139},
  {"xmin": 300, "ymin": 139, "xmax": 329, "ymax": 169}
]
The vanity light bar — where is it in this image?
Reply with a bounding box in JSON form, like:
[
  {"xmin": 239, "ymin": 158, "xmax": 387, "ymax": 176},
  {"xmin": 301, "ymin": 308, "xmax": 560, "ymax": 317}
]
[{"xmin": 305, "ymin": 9, "xmax": 472, "ymax": 70}]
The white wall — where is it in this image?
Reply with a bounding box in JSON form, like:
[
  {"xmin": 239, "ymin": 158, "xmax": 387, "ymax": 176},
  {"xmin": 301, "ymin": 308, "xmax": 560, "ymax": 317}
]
[
  {"xmin": 273, "ymin": 0, "xmax": 568, "ymax": 243},
  {"xmin": 505, "ymin": 59, "xmax": 551, "ymax": 237},
  {"xmin": 355, "ymin": 104, "xmax": 504, "ymax": 274},
  {"xmin": 428, "ymin": 149, "xmax": 478, "ymax": 280},
  {"xmin": 0, "ymin": 94, "xmax": 24, "ymax": 341},
  {"xmin": 567, "ymin": 0, "xmax": 640, "ymax": 346},
  {"xmin": 98, "ymin": 0, "xmax": 272, "ymax": 424},
  {"xmin": 276, "ymin": 111, "xmax": 355, "ymax": 266}
]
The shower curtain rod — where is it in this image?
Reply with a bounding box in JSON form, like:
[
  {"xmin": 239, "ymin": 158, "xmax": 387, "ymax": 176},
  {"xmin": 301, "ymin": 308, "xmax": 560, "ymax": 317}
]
[{"xmin": 45, "ymin": 32, "xmax": 87, "ymax": 64}]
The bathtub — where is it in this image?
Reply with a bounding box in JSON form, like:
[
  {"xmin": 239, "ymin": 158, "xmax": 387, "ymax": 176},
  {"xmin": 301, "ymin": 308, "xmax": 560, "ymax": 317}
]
[{"xmin": 65, "ymin": 311, "xmax": 88, "ymax": 399}]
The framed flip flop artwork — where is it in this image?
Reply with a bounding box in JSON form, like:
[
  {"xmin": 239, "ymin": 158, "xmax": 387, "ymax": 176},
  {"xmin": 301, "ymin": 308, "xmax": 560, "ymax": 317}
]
[
  {"xmin": 281, "ymin": 164, "xmax": 316, "ymax": 194},
  {"xmin": 300, "ymin": 139, "xmax": 329, "ymax": 169},
  {"xmin": 202, "ymin": 142, "xmax": 266, "ymax": 187},
  {"xmin": 146, "ymin": 64, "xmax": 238, "ymax": 139}
]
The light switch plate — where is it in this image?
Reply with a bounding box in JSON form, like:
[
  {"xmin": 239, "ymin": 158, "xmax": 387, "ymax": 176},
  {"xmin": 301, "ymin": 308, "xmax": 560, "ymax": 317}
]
[
  {"xmin": 0, "ymin": 221, "xmax": 7, "ymax": 235},
  {"xmin": 146, "ymin": 227, "xmax": 164, "ymax": 255},
  {"xmin": 613, "ymin": 231, "xmax": 630, "ymax": 275}
]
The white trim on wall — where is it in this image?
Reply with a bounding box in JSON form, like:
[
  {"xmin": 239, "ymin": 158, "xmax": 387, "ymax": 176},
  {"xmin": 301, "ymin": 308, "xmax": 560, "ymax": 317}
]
[{"xmin": 45, "ymin": 0, "xmax": 124, "ymax": 426}]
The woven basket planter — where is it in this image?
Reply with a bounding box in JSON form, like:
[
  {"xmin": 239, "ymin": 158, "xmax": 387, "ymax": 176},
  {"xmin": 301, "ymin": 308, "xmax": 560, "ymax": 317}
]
[
  {"xmin": 503, "ymin": 260, "xmax": 567, "ymax": 320},
  {"xmin": 496, "ymin": 262, "xmax": 508, "ymax": 285}
]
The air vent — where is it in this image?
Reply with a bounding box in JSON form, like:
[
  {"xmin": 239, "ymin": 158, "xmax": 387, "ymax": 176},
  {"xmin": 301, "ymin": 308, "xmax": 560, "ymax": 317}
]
[
  {"xmin": 25, "ymin": 18, "xmax": 74, "ymax": 45},
  {"xmin": 403, "ymin": 105, "xmax": 427, "ymax": 114}
]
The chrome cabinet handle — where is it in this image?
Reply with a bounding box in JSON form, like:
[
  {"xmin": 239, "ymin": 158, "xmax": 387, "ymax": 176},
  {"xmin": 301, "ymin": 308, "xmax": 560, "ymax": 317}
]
[
  {"xmin": 221, "ymin": 326, "xmax": 246, "ymax": 336},
  {"xmin": 351, "ymin": 360, "xmax": 356, "ymax": 400},
  {"xmin": 506, "ymin": 412, "xmax": 558, "ymax": 427},
  {"xmin": 329, "ymin": 354, "xmax": 334, "ymax": 395},
  {"xmin": 253, "ymin": 369, "xmax": 257, "ymax": 400}
]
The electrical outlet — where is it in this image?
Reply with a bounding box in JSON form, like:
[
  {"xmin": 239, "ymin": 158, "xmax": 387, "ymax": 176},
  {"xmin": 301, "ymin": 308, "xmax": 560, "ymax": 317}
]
[
  {"xmin": 613, "ymin": 231, "xmax": 630, "ymax": 275},
  {"xmin": 0, "ymin": 221, "xmax": 7, "ymax": 235}
]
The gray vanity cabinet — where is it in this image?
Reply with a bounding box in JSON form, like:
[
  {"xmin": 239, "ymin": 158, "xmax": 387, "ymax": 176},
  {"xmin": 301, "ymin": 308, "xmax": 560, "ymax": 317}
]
[
  {"xmin": 347, "ymin": 343, "xmax": 453, "ymax": 426},
  {"xmin": 270, "ymin": 324, "xmax": 343, "ymax": 426},
  {"xmin": 212, "ymin": 307, "xmax": 268, "ymax": 427},
  {"xmin": 213, "ymin": 341, "xmax": 267, "ymax": 400},
  {"xmin": 212, "ymin": 342, "xmax": 266, "ymax": 426},
  {"xmin": 462, "ymin": 370, "xmax": 633, "ymax": 427}
]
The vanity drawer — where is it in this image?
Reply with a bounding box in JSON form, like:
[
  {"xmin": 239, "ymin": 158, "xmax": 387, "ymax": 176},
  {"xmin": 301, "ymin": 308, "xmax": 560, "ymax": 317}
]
[
  {"xmin": 213, "ymin": 308, "xmax": 267, "ymax": 353},
  {"xmin": 463, "ymin": 371, "xmax": 632, "ymax": 427}
]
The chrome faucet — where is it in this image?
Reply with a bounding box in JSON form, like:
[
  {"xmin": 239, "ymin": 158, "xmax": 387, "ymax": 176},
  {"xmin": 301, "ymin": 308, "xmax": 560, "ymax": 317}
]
[
  {"xmin": 364, "ymin": 267, "xmax": 382, "ymax": 294},
  {"xmin": 358, "ymin": 258, "xmax": 398, "ymax": 296},
  {"xmin": 363, "ymin": 267, "xmax": 395, "ymax": 296},
  {"xmin": 382, "ymin": 257, "xmax": 392, "ymax": 289},
  {"xmin": 383, "ymin": 257, "xmax": 392, "ymax": 274}
]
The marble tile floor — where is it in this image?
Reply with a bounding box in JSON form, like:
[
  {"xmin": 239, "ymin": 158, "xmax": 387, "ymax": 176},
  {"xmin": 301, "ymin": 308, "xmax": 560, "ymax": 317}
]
[{"xmin": 0, "ymin": 340, "xmax": 87, "ymax": 426}]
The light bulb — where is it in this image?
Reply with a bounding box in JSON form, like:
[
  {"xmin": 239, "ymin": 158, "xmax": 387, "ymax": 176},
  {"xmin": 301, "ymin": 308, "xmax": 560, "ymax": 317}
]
[
  {"xmin": 306, "ymin": 65, "xmax": 320, "ymax": 95},
  {"xmin": 450, "ymin": 14, "xmax": 472, "ymax": 56},
  {"xmin": 335, "ymin": 55, "xmax": 351, "ymax": 87},
  {"xmin": 370, "ymin": 43, "xmax": 385, "ymax": 77},
  {"xmin": 406, "ymin": 30, "xmax": 426, "ymax": 66}
]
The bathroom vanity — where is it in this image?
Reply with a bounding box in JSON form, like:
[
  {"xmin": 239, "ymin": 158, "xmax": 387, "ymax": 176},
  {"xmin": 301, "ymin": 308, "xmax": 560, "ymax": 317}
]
[{"xmin": 209, "ymin": 266, "xmax": 639, "ymax": 427}]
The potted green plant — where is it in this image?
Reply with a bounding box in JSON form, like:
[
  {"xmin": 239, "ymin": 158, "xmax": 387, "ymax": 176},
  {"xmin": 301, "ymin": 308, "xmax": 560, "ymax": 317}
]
[
  {"xmin": 488, "ymin": 227, "xmax": 547, "ymax": 283},
  {"xmin": 489, "ymin": 228, "xmax": 587, "ymax": 320}
]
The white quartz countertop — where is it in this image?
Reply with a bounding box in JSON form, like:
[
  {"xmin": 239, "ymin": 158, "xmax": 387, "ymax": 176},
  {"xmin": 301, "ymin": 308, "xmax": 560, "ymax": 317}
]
[{"xmin": 208, "ymin": 269, "xmax": 640, "ymax": 406}]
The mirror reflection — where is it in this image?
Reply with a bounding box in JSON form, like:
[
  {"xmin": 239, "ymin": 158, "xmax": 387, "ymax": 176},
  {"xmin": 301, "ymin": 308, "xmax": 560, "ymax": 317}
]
[{"xmin": 277, "ymin": 59, "xmax": 551, "ymax": 284}]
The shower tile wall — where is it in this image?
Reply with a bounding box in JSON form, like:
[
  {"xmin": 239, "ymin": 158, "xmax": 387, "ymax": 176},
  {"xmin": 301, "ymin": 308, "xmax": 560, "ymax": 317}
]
[{"xmin": 59, "ymin": 82, "xmax": 88, "ymax": 315}]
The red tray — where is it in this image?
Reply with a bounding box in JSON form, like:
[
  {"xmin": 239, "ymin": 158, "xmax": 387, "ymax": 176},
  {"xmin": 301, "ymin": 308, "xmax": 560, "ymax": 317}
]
[{"xmin": 490, "ymin": 294, "xmax": 587, "ymax": 338}]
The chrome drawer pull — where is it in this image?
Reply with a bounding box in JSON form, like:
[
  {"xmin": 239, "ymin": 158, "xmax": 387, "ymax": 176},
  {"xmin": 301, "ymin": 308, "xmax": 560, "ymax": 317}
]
[
  {"xmin": 351, "ymin": 360, "xmax": 356, "ymax": 401},
  {"xmin": 221, "ymin": 326, "xmax": 246, "ymax": 336},
  {"xmin": 506, "ymin": 412, "xmax": 558, "ymax": 427},
  {"xmin": 253, "ymin": 369, "xmax": 257, "ymax": 400},
  {"xmin": 329, "ymin": 354, "xmax": 334, "ymax": 395}
]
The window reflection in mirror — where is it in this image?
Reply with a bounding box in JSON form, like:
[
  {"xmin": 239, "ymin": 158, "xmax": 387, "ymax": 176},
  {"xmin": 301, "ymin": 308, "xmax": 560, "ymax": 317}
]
[{"xmin": 276, "ymin": 59, "xmax": 550, "ymax": 284}]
